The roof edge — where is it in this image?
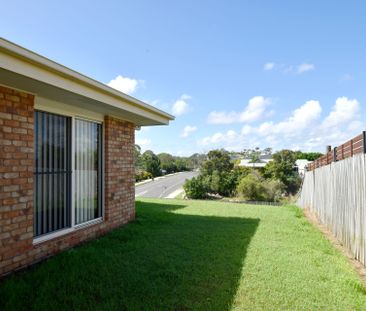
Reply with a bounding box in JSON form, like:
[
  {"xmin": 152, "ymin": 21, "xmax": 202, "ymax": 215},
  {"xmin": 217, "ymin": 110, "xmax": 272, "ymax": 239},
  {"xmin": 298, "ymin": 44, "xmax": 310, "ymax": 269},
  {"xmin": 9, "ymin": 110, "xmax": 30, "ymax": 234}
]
[{"xmin": 0, "ymin": 37, "xmax": 175, "ymax": 122}]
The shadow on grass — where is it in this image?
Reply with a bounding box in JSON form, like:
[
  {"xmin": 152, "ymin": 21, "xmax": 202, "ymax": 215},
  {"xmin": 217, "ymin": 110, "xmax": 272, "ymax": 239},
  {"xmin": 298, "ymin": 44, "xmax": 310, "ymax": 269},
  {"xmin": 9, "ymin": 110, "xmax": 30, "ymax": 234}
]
[{"xmin": 0, "ymin": 200, "xmax": 259, "ymax": 311}]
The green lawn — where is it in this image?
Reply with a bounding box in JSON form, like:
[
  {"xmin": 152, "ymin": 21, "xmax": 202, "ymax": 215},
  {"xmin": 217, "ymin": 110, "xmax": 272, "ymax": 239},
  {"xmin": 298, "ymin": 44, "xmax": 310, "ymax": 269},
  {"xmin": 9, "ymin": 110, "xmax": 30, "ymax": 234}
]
[{"xmin": 1, "ymin": 199, "xmax": 365, "ymax": 310}]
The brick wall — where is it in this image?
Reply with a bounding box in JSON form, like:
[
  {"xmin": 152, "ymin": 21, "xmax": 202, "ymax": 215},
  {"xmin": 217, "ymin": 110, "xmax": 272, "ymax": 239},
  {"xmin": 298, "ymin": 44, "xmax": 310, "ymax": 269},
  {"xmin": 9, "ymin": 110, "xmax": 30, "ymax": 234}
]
[
  {"xmin": 0, "ymin": 86, "xmax": 34, "ymax": 274},
  {"xmin": 0, "ymin": 85, "xmax": 136, "ymax": 277},
  {"xmin": 104, "ymin": 116, "xmax": 136, "ymax": 227}
]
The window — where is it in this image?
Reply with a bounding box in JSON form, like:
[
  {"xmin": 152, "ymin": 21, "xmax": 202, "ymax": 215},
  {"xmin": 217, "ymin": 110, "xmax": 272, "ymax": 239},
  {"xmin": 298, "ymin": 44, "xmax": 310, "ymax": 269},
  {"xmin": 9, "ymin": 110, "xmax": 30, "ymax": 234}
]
[
  {"xmin": 74, "ymin": 119, "xmax": 102, "ymax": 224},
  {"xmin": 34, "ymin": 111, "xmax": 102, "ymax": 238}
]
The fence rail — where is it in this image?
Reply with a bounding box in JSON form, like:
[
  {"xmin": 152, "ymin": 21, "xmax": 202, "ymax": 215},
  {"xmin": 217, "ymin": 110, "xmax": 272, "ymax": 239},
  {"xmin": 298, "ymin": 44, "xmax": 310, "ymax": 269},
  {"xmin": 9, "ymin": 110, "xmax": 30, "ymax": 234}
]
[{"xmin": 307, "ymin": 131, "xmax": 366, "ymax": 171}]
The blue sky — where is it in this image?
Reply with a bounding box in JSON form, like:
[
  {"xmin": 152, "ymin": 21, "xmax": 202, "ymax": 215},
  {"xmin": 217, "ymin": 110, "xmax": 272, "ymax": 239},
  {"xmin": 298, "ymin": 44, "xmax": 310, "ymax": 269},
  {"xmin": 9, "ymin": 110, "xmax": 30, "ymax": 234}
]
[{"xmin": 1, "ymin": 1, "xmax": 366, "ymax": 155}]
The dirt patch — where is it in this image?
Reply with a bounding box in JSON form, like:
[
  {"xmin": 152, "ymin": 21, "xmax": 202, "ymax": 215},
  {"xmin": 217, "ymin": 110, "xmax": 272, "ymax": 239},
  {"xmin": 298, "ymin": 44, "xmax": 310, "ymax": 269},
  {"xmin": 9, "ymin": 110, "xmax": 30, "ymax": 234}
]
[{"xmin": 304, "ymin": 209, "xmax": 366, "ymax": 286}]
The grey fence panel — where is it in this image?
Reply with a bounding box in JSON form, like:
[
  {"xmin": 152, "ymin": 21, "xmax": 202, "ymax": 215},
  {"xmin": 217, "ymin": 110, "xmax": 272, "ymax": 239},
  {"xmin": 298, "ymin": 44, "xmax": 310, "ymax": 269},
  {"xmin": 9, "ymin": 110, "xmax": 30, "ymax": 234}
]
[{"xmin": 298, "ymin": 154, "xmax": 366, "ymax": 265}]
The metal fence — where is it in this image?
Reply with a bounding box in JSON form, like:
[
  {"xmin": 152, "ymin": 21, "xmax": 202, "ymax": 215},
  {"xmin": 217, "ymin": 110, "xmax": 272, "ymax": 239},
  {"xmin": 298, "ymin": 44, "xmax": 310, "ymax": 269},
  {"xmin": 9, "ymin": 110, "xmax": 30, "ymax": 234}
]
[{"xmin": 298, "ymin": 154, "xmax": 366, "ymax": 265}]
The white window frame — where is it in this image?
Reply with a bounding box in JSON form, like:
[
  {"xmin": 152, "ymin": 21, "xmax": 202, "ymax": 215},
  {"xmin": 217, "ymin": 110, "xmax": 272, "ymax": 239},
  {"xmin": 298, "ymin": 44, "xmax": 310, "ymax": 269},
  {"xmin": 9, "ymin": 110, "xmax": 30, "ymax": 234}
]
[{"xmin": 33, "ymin": 106, "xmax": 105, "ymax": 245}]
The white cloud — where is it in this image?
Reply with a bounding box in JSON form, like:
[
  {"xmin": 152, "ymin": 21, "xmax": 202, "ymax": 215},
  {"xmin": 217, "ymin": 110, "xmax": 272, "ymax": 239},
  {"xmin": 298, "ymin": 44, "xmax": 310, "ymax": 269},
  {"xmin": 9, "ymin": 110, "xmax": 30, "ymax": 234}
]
[
  {"xmin": 322, "ymin": 97, "xmax": 360, "ymax": 129},
  {"xmin": 180, "ymin": 94, "xmax": 192, "ymax": 100},
  {"xmin": 172, "ymin": 100, "xmax": 188, "ymax": 116},
  {"xmin": 227, "ymin": 130, "xmax": 237, "ymax": 140},
  {"xmin": 297, "ymin": 63, "xmax": 315, "ymax": 74},
  {"xmin": 172, "ymin": 94, "xmax": 191, "ymax": 116},
  {"xmin": 251, "ymin": 100, "xmax": 321, "ymax": 138},
  {"xmin": 207, "ymin": 96, "xmax": 271, "ymax": 124},
  {"xmin": 347, "ymin": 120, "xmax": 363, "ymax": 132},
  {"xmin": 270, "ymin": 100, "xmax": 322, "ymax": 135},
  {"xmin": 199, "ymin": 130, "xmax": 232, "ymax": 146},
  {"xmin": 198, "ymin": 129, "xmax": 256, "ymax": 152},
  {"xmin": 207, "ymin": 111, "xmax": 237, "ymax": 124},
  {"xmin": 263, "ymin": 62, "xmax": 315, "ymax": 75},
  {"xmin": 181, "ymin": 125, "xmax": 197, "ymax": 138},
  {"xmin": 198, "ymin": 97, "xmax": 363, "ymax": 153},
  {"xmin": 107, "ymin": 75, "xmax": 143, "ymax": 94},
  {"xmin": 241, "ymin": 125, "xmax": 253, "ymax": 135},
  {"xmin": 264, "ymin": 62, "xmax": 275, "ymax": 70}
]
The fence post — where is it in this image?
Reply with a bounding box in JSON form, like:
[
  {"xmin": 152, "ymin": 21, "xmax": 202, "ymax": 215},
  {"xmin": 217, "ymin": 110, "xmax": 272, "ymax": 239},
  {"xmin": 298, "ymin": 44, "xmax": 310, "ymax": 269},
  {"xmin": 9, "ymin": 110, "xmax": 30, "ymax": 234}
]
[
  {"xmin": 341, "ymin": 144, "xmax": 344, "ymax": 159},
  {"xmin": 333, "ymin": 147, "xmax": 337, "ymax": 162},
  {"xmin": 350, "ymin": 139, "xmax": 353, "ymax": 157}
]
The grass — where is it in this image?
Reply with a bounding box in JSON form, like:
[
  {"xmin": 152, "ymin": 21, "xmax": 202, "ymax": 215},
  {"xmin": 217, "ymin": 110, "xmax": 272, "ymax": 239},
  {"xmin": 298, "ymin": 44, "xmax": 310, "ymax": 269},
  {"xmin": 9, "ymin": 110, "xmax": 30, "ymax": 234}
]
[
  {"xmin": 174, "ymin": 189, "xmax": 185, "ymax": 199},
  {"xmin": 1, "ymin": 199, "xmax": 366, "ymax": 310}
]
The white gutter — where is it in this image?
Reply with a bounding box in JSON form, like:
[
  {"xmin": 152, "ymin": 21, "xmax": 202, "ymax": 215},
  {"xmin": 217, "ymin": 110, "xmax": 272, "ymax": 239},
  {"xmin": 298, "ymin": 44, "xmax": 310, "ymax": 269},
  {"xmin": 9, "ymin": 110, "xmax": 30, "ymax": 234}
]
[{"xmin": 0, "ymin": 37, "xmax": 174, "ymax": 122}]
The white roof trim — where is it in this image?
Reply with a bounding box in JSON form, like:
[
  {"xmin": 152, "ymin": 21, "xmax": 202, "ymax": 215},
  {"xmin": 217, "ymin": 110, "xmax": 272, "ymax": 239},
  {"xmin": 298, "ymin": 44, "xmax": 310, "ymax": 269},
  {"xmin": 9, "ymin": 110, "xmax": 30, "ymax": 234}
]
[{"xmin": 0, "ymin": 37, "xmax": 174, "ymax": 125}]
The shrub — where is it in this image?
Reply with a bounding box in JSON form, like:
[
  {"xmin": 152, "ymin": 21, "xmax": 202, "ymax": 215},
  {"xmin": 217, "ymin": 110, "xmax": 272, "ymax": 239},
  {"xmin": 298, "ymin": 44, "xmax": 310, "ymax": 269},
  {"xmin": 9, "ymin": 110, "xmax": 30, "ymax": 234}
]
[
  {"xmin": 135, "ymin": 171, "xmax": 153, "ymax": 182},
  {"xmin": 263, "ymin": 150, "xmax": 301, "ymax": 194},
  {"xmin": 236, "ymin": 173, "xmax": 285, "ymax": 202},
  {"xmin": 183, "ymin": 176, "xmax": 209, "ymax": 199},
  {"xmin": 203, "ymin": 167, "xmax": 251, "ymax": 198},
  {"xmin": 236, "ymin": 173, "xmax": 264, "ymax": 201},
  {"xmin": 261, "ymin": 179, "xmax": 285, "ymax": 202}
]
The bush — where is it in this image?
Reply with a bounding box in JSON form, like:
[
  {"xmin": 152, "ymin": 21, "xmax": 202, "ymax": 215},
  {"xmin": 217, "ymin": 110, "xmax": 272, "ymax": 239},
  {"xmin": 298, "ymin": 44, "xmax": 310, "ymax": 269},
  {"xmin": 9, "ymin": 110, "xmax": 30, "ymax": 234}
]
[
  {"xmin": 263, "ymin": 150, "xmax": 301, "ymax": 194},
  {"xmin": 236, "ymin": 173, "xmax": 264, "ymax": 201},
  {"xmin": 135, "ymin": 171, "xmax": 153, "ymax": 182},
  {"xmin": 261, "ymin": 179, "xmax": 284, "ymax": 202},
  {"xmin": 236, "ymin": 173, "xmax": 285, "ymax": 202},
  {"xmin": 203, "ymin": 167, "xmax": 251, "ymax": 198},
  {"xmin": 183, "ymin": 176, "xmax": 209, "ymax": 199}
]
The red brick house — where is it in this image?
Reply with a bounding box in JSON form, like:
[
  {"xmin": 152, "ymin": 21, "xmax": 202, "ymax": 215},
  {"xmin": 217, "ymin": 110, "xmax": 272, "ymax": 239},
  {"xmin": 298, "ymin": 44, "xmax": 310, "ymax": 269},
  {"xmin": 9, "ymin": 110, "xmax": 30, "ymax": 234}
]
[{"xmin": 0, "ymin": 38, "xmax": 173, "ymax": 277}]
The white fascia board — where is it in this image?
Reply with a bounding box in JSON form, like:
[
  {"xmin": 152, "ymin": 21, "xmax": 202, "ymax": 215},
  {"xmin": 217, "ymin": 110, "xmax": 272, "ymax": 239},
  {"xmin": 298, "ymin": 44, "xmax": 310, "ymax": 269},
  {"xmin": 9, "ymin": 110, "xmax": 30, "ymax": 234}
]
[{"xmin": 0, "ymin": 38, "xmax": 174, "ymax": 125}]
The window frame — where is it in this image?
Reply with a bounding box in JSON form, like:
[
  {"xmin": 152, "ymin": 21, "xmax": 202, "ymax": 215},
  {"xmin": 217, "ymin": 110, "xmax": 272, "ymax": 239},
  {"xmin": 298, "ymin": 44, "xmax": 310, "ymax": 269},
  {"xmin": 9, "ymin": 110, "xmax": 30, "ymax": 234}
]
[{"xmin": 33, "ymin": 108, "xmax": 105, "ymax": 245}]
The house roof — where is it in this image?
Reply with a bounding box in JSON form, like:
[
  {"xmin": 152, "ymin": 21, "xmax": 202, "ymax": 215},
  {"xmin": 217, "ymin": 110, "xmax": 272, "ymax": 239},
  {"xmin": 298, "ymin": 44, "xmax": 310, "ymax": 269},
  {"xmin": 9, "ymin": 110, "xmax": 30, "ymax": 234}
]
[
  {"xmin": 260, "ymin": 154, "xmax": 273, "ymax": 160},
  {"xmin": 0, "ymin": 37, "xmax": 174, "ymax": 126},
  {"xmin": 239, "ymin": 159, "xmax": 268, "ymax": 168},
  {"xmin": 242, "ymin": 154, "xmax": 273, "ymax": 161},
  {"xmin": 239, "ymin": 159, "xmax": 267, "ymax": 167},
  {"xmin": 295, "ymin": 159, "xmax": 312, "ymax": 170}
]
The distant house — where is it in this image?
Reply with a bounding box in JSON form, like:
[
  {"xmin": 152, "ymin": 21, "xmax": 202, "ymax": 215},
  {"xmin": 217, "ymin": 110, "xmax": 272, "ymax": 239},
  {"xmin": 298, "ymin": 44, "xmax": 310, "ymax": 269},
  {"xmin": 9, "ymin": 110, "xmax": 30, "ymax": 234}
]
[
  {"xmin": 239, "ymin": 155, "xmax": 312, "ymax": 175},
  {"xmin": 295, "ymin": 159, "xmax": 312, "ymax": 176},
  {"xmin": 238, "ymin": 154, "xmax": 273, "ymax": 168}
]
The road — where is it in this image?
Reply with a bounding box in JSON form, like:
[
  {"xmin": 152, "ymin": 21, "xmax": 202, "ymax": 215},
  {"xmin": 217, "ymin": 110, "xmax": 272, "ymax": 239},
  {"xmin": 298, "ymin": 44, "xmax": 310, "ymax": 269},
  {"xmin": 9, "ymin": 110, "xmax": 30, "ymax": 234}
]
[{"xmin": 135, "ymin": 171, "xmax": 198, "ymax": 198}]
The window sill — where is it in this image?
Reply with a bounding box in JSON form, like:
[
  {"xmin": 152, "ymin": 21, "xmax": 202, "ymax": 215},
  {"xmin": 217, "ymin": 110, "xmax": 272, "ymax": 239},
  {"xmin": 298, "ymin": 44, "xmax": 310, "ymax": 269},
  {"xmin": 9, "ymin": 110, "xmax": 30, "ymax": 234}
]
[{"xmin": 33, "ymin": 218, "xmax": 103, "ymax": 245}]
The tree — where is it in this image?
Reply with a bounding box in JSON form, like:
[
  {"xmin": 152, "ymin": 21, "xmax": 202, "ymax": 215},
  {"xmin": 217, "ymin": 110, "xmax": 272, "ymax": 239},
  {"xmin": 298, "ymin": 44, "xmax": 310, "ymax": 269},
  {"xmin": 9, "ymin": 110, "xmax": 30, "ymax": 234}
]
[
  {"xmin": 158, "ymin": 153, "xmax": 177, "ymax": 174},
  {"xmin": 249, "ymin": 150, "xmax": 261, "ymax": 163},
  {"xmin": 239, "ymin": 147, "xmax": 272, "ymax": 162},
  {"xmin": 141, "ymin": 150, "xmax": 161, "ymax": 177},
  {"xmin": 263, "ymin": 150, "xmax": 301, "ymax": 194},
  {"xmin": 295, "ymin": 151, "xmax": 323, "ymax": 161},
  {"xmin": 198, "ymin": 150, "xmax": 249, "ymax": 197},
  {"xmin": 134, "ymin": 144, "xmax": 143, "ymax": 168},
  {"xmin": 201, "ymin": 149, "xmax": 233, "ymax": 175},
  {"xmin": 188, "ymin": 153, "xmax": 207, "ymax": 169},
  {"xmin": 263, "ymin": 147, "xmax": 273, "ymax": 155},
  {"xmin": 175, "ymin": 158, "xmax": 189, "ymax": 171}
]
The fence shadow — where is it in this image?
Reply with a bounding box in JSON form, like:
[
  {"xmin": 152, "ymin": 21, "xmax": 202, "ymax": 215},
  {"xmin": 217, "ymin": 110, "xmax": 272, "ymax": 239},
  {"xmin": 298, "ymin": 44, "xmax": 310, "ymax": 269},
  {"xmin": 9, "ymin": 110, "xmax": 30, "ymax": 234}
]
[{"xmin": 0, "ymin": 200, "xmax": 259, "ymax": 311}]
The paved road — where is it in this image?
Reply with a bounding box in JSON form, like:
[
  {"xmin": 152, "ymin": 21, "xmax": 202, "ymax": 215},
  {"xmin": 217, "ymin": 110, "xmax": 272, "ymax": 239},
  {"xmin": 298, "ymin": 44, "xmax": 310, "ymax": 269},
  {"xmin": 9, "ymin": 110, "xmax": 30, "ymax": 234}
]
[{"xmin": 135, "ymin": 171, "xmax": 198, "ymax": 198}]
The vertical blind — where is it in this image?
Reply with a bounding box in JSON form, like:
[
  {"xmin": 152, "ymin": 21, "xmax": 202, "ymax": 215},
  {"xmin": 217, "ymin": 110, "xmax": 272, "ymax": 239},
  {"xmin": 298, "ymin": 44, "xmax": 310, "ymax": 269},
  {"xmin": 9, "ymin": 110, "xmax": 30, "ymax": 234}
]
[
  {"xmin": 74, "ymin": 119, "xmax": 102, "ymax": 224},
  {"xmin": 34, "ymin": 111, "xmax": 71, "ymax": 237}
]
